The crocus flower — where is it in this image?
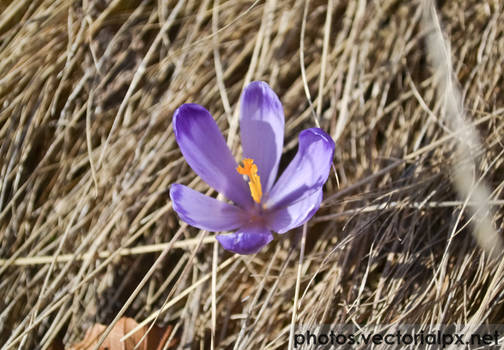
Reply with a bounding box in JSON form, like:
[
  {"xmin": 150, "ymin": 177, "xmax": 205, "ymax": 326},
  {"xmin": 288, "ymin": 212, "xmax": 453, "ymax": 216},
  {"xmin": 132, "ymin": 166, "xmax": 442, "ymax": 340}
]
[{"xmin": 169, "ymin": 81, "xmax": 334, "ymax": 254}]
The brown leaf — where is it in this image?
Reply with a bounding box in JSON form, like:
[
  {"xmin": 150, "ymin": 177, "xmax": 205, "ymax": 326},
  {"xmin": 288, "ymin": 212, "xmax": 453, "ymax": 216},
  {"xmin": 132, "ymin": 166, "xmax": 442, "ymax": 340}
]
[{"xmin": 69, "ymin": 317, "xmax": 176, "ymax": 350}]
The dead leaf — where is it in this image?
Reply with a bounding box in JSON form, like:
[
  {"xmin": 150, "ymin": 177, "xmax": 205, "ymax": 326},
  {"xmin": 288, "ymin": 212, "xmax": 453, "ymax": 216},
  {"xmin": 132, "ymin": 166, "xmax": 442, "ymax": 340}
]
[{"xmin": 69, "ymin": 317, "xmax": 176, "ymax": 350}]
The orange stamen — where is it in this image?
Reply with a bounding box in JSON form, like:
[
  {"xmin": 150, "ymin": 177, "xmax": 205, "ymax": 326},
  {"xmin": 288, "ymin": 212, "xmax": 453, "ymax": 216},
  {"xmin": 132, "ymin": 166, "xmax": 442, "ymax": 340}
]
[{"xmin": 237, "ymin": 158, "xmax": 263, "ymax": 204}]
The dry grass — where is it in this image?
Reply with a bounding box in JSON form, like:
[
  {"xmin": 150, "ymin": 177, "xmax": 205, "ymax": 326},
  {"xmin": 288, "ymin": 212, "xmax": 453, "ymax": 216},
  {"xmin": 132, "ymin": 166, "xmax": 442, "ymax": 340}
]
[{"xmin": 1, "ymin": 0, "xmax": 504, "ymax": 349}]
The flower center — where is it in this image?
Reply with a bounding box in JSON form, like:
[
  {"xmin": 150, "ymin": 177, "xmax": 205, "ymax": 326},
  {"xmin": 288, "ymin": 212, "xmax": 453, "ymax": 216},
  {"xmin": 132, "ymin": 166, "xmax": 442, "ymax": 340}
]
[{"xmin": 236, "ymin": 158, "xmax": 262, "ymax": 204}]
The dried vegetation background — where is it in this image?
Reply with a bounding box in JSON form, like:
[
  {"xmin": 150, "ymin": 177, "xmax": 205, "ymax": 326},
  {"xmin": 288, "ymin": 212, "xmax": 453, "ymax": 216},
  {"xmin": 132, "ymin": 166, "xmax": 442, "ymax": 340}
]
[{"xmin": 1, "ymin": 0, "xmax": 504, "ymax": 349}]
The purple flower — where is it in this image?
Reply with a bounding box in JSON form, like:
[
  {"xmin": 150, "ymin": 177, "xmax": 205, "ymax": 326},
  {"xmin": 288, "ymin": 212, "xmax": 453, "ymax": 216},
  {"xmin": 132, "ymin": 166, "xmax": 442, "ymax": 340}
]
[{"xmin": 169, "ymin": 81, "xmax": 334, "ymax": 254}]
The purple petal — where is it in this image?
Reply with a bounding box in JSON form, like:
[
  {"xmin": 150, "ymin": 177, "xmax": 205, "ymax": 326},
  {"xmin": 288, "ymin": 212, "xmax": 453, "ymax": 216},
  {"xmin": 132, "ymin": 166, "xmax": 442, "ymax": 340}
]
[
  {"xmin": 266, "ymin": 189, "xmax": 323, "ymax": 234},
  {"xmin": 216, "ymin": 225, "xmax": 273, "ymax": 254},
  {"xmin": 173, "ymin": 104, "xmax": 252, "ymax": 208},
  {"xmin": 170, "ymin": 184, "xmax": 247, "ymax": 232},
  {"xmin": 240, "ymin": 81, "xmax": 285, "ymax": 193},
  {"xmin": 265, "ymin": 128, "xmax": 334, "ymax": 210}
]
